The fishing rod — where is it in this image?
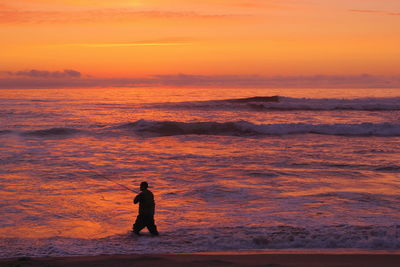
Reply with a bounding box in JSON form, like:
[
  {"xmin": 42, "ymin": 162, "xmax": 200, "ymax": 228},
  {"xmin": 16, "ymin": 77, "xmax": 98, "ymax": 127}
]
[
  {"xmin": 77, "ymin": 163, "xmax": 139, "ymax": 194},
  {"xmin": 92, "ymin": 172, "xmax": 139, "ymax": 194}
]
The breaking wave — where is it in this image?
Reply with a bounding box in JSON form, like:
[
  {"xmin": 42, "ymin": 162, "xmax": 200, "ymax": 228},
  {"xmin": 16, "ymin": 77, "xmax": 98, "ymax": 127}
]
[
  {"xmin": 122, "ymin": 120, "xmax": 400, "ymax": 137},
  {"xmin": 1, "ymin": 225, "xmax": 399, "ymax": 257},
  {"xmin": 153, "ymin": 96, "xmax": 400, "ymax": 111}
]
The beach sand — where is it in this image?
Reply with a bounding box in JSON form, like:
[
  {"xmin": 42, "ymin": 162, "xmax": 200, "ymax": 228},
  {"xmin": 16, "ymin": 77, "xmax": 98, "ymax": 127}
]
[{"xmin": 1, "ymin": 251, "xmax": 400, "ymax": 267}]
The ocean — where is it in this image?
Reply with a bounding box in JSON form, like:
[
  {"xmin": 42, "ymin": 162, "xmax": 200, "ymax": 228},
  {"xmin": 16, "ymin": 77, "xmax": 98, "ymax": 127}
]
[{"xmin": 0, "ymin": 87, "xmax": 400, "ymax": 257}]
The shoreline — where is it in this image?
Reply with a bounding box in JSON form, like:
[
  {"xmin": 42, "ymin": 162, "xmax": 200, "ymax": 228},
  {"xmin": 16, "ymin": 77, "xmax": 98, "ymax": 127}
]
[{"xmin": 2, "ymin": 250, "xmax": 400, "ymax": 267}]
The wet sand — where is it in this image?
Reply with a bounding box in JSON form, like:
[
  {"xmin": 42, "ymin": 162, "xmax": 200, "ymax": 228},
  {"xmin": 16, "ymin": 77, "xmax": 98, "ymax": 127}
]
[{"xmin": 1, "ymin": 251, "xmax": 400, "ymax": 267}]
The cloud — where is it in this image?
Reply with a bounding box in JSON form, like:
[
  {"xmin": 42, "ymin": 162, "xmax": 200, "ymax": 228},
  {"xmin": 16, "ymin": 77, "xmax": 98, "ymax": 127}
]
[
  {"xmin": 0, "ymin": 6, "xmax": 245, "ymax": 24},
  {"xmin": 349, "ymin": 9, "xmax": 400, "ymax": 16},
  {"xmin": 232, "ymin": 0, "xmax": 304, "ymax": 9},
  {"xmin": 64, "ymin": 39, "xmax": 192, "ymax": 47},
  {"xmin": 2, "ymin": 69, "xmax": 81, "ymax": 78},
  {"xmin": 1, "ymin": 71, "xmax": 400, "ymax": 89},
  {"xmin": 349, "ymin": 9, "xmax": 381, "ymax": 14}
]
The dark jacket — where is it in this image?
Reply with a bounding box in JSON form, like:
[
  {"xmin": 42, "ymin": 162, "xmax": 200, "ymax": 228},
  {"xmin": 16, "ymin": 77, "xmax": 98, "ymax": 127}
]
[{"xmin": 134, "ymin": 189, "xmax": 155, "ymax": 216}]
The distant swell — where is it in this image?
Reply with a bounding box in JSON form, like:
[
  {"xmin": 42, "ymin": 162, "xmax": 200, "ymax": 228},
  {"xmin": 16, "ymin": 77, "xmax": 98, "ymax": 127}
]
[
  {"xmin": 226, "ymin": 96, "xmax": 280, "ymax": 103},
  {"xmin": 122, "ymin": 120, "xmax": 255, "ymax": 136},
  {"xmin": 121, "ymin": 120, "xmax": 400, "ymax": 137},
  {"xmin": 23, "ymin": 128, "xmax": 82, "ymax": 137},
  {"xmin": 0, "ymin": 130, "xmax": 13, "ymax": 135},
  {"xmin": 244, "ymin": 96, "xmax": 400, "ymax": 111},
  {"xmin": 155, "ymin": 96, "xmax": 400, "ymax": 111},
  {"xmin": 375, "ymin": 165, "xmax": 400, "ymax": 172}
]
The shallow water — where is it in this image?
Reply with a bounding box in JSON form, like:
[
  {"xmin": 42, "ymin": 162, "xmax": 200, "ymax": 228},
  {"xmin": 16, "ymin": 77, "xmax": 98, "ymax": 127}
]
[{"xmin": 0, "ymin": 88, "xmax": 400, "ymax": 257}]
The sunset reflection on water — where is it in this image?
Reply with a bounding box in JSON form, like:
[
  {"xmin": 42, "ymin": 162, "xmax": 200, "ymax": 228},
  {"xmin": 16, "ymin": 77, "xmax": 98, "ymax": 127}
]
[{"xmin": 1, "ymin": 88, "xmax": 400, "ymax": 245}]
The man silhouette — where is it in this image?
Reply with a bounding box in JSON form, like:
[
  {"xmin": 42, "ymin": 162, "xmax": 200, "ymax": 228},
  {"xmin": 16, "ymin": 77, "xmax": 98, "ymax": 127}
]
[{"xmin": 133, "ymin": 182, "xmax": 159, "ymax": 236}]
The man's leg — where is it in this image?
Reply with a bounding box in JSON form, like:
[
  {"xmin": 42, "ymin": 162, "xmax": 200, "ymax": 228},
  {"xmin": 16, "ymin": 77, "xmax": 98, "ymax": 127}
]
[
  {"xmin": 133, "ymin": 215, "xmax": 146, "ymax": 235},
  {"xmin": 145, "ymin": 215, "xmax": 159, "ymax": 236}
]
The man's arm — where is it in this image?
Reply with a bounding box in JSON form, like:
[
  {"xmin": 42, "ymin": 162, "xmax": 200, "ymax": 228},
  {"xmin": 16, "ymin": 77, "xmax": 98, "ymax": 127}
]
[{"xmin": 134, "ymin": 193, "xmax": 142, "ymax": 204}]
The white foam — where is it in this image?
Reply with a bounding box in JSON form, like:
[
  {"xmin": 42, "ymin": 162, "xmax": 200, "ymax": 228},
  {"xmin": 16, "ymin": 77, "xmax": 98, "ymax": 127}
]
[{"xmin": 1, "ymin": 225, "xmax": 399, "ymax": 258}]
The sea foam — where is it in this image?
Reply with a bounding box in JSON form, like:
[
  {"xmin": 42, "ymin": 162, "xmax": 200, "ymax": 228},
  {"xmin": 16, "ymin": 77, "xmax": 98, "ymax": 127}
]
[{"xmin": 1, "ymin": 225, "xmax": 399, "ymax": 258}]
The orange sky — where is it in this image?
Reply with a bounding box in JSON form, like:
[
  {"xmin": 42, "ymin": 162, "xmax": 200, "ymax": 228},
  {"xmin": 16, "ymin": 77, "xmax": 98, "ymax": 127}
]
[{"xmin": 1, "ymin": 0, "xmax": 400, "ymax": 83}]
